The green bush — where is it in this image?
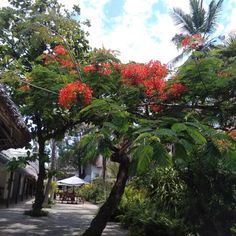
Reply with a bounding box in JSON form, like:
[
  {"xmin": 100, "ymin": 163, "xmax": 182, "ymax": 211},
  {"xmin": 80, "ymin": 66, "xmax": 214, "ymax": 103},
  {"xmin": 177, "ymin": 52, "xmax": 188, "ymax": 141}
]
[
  {"xmin": 77, "ymin": 178, "xmax": 114, "ymax": 203},
  {"xmin": 176, "ymin": 145, "xmax": 236, "ymax": 236},
  {"xmin": 117, "ymin": 167, "xmax": 187, "ymax": 236}
]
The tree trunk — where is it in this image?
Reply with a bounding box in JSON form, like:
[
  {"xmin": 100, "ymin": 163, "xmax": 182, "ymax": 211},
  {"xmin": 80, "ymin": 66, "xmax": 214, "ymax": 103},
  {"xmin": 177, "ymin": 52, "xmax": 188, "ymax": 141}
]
[
  {"xmin": 43, "ymin": 175, "xmax": 52, "ymax": 207},
  {"xmin": 102, "ymin": 156, "xmax": 107, "ymax": 200},
  {"xmin": 32, "ymin": 138, "xmax": 46, "ymax": 215},
  {"xmin": 102, "ymin": 156, "xmax": 106, "ymax": 182},
  {"xmin": 82, "ymin": 154, "xmax": 130, "ymax": 236},
  {"xmin": 43, "ymin": 139, "xmax": 56, "ymax": 207}
]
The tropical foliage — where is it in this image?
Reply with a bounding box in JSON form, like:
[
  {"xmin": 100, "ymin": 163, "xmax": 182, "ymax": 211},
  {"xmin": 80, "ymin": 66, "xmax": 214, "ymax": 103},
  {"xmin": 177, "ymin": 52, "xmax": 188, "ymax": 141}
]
[
  {"xmin": 170, "ymin": 0, "xmax": 224, "ymax": 64},
  {"xmin": 0, "ymin": 0, "xmax": 90, "ymax": 216},
  {"xmin": 0, "ymin": 1, "xmax": 235, "ymax": 236},
  {"xmin": 77, "ymin": 178, "xmax": 115, "ymax": 204},
  {"xmin": 118, "ymin": 168, "xmax": 186, "ymax": 236}
]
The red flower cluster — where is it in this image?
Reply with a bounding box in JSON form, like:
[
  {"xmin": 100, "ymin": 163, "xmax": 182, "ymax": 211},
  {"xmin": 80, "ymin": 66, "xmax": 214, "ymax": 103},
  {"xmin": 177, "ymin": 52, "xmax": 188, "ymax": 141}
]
[
  {"xmin": 111, "ymin": 62, "xmax": 124, "ymax": 71},
  {"xmin": 58, "ymin": 81, "xmax": 93, "ymax": 109},
  {"xmin": 121, "ymin": 63, "xmax": 149, "ymax": 85},
  {"xmin": 121, "ymin": 61, "xmax": 172, "ymax": 113},
  {"xmin": 181, "ymin": 36, "xmax": 191, "ymax": 47},
  {"xmin": 84, "ymin": 64, "xmax": 96, "ymax": 73},
  {"xmin": 192, "ymin": 34, "xmax": 201, "ymax": 40},
  {"xmin": 83, "ymin": 63, "xmax": 112, "ymax": 76},
  {"xmin": 181, "ymin": 34, "xmax": 203, "ymax": 49},
  {"xmin": 121, "ymin": 61, "xmax": 168, "ymax": 98},
  {"xmin": 57, "ymin": 58, "xmax": 74, "ymax": 68},
  {"xmin": 150, "ymin": 104, "xmax": 162, "ymax": 112},
  {"xmin": 53, "ymin": 45, "xmax": 68, "ymax": 56},
  {"xmin": 99, "ymin": 63, "xmax": 112, "ymax": 75},
  {"xmin": 44, "ymin": 45, "xmax": 76, "ymax": 69},
  {"xmin": 145, "ymin": 60, "xmax": 168, "ymax": 78},
  {"xmin": 19, "ymin": 85, "xmax": 30, "ymax": 91},
  {"xmin": 121, "ymin": 61, "xmax": 168, "ymax": 85},
  {"xmin": 168, "ymin": 83, "xmax": 187, "ymax": 98},
  {"xmin": 143, "ymin": 78, "xmax": 166, "ymax": 98}
]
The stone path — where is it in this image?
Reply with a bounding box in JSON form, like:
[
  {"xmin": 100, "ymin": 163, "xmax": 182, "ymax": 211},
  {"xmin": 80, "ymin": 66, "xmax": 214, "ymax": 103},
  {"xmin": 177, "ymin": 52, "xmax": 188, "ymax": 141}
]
[{"xmin": 0, "ymin": 200, "xmax": 129, "ymax": 236}]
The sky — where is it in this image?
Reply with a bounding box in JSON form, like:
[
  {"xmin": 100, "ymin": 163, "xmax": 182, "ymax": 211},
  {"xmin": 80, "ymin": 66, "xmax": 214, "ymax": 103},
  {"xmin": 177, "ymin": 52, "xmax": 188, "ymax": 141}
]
[{"xmin": 0, "ymin": 0, "xmax": 236, "ymax": 64}]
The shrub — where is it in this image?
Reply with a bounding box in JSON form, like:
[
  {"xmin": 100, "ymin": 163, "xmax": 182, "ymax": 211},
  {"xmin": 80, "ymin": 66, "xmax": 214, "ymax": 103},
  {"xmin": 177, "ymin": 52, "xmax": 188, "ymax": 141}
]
[
  {"xmin": 77, "ymin": 178, "xmax": 114, "ymax": 203},
  {"xmin": 117, "ymin": 167, "xmax": 187, "ymax": 236}
]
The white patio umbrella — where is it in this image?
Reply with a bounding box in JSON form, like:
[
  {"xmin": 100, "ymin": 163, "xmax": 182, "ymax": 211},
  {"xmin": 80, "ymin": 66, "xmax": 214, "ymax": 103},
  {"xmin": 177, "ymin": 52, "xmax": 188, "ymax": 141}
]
[{"xmin": 57, "ymin": 175, "xmax": 89, "ymax": 186}]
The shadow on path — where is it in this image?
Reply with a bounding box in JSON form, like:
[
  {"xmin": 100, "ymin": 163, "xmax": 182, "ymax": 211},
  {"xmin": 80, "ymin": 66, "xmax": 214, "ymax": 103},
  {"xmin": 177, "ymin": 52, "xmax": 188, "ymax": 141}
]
[{"xmin": 0, "ymin": 200, "xmax": 128, "ymax": 236}]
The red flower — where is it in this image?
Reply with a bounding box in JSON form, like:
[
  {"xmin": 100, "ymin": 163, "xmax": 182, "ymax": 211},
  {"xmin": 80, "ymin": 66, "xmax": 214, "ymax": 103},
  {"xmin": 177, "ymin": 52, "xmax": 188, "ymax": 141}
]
[
  {"xmin": 150, "ymin": 104, "xmax": 162, "ymax": 113},
  {"xmin": 56, "ymin": 58, "xmax": 74, "ymax": 68},
  {"xmin": 98, "ymin": 63, "xmax": 112, "ymax": 76},
  {"xmin": 84, "ymin": 63, "xmax": 112, "ymax": 76},
  {"xmin": 181, "ymin": 34, "xmax": 204, "ymax": 49},
  {"xmin": 145, "ymin": 60, "xmax": 168, "ymax": 78},
  {"xmin": 181, "ymin": 36, "xmax": 191, "ymax": 47},
  {"xmin": 143, "ymin": 77, "xmax": 166, "ymax": 97},
  {"xmin": 192, "ymin": 34, "xmax": 201, "ymax": 40},
  {"xmin": 121, "ymin": 63, "xmax": 148, "ymax": 85},
  {"xmin": 83, "ymin": 65, "xmax": 96, "ymax": 73},
  {"xmin": 53, "ymin": 45, "xmax": 68, "ymax": 56},
  {"xmin": 121, "ymin": 60, "xmax": 168, "ymax": 86},
  {"xmin": 59, "ymin": 81, "xmax": 93, "ymax": 109},
  {"xmin": 19, "ymin": 85, "xmax": 30, "ymax": 91},
  {"xmin": 111, "ymin": 62, "xmax": 123, "ymax": 71},
  {"xmin": 169, "ymin": 83, "xmax": 187, "ymax": 98}
]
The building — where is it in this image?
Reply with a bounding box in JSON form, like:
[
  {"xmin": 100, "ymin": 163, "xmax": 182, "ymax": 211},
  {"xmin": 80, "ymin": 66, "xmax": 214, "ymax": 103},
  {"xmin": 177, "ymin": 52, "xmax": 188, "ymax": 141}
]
[
  {"xmin": 84, "ymin": 155, "xmax": 103, "ymax": 182},
  {"xmin": 0, "ymin": 149, "xmax": 38, "ymax": 206},
  {"xmin": 0, "ymin": 84, "xmax": 34, "ymax": 207}
]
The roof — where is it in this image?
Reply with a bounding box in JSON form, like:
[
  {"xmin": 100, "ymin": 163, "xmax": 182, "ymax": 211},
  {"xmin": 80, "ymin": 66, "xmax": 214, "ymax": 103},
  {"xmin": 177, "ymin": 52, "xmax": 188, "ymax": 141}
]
[
  {"xmin": 0, "ymin": 84, "xmax": 30, "ymax": 150},
  {"xmin": 0, "ymin": 148, "xmax": 38, "ymax": 179}
]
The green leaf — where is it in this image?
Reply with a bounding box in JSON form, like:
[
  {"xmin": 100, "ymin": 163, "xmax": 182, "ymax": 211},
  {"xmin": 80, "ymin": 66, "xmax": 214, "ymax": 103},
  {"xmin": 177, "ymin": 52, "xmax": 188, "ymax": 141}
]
[
  {"xmin": 155, "ymin": 128, "xmax": 177, "ymax": 142},
  {"xmin": 171, "ymin": 123, "xmax": 187, "ymax": 132},
  {"xmin": 178, "ymin": 138, "xmax": 194, "ymax": 154},
  {"xmin": 133, "ymin": 145, "xmax": 153, "ymax": 173},
  {"xmin": 186, "ymin": 126, "xmax": 207, "ymax": 144},
  {"xmin": 174, "ymin": 143, "xmax": 189, "ymax": 168},
  {"xmin": 152, "ymin": 142, "xmax": 172, "ymax": 167},
  {"xmin": 221, "ymin": 149, "xmax": 236, "ymax": 172},
  {"xmin": 112, "ymin": 111, "xmax": 129, "ymax": 133},
  {"xmin": 133, "ymin": 133, "xmax": 159, "ymax": 144}
]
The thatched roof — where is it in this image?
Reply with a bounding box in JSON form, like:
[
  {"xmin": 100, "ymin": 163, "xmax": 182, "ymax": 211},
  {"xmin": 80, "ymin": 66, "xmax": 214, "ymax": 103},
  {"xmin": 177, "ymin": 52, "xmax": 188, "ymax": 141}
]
[
  {"xmin": 0, "ymin": 84, "xmax": 30, "ymax": 150},
  {"xmin": 0, "ymin": 149, "xmax": 38, "ymax": 179}
]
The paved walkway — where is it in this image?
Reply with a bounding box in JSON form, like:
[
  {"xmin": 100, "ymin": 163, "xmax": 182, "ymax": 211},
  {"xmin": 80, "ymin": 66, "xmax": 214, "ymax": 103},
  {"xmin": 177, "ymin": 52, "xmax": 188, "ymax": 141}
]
[{"xmin": 0, "ymin": 200, "xmax": 129, "ymax": 236}]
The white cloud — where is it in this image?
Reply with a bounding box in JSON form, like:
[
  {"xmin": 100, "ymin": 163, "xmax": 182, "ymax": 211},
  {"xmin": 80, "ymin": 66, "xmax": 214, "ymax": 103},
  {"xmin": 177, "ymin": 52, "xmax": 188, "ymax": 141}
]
[
  {"xmin": 0, "ymin": 0, "xmax": 234, "ymax": 65},
  {"xmin": 0, "ymin": 0, "xmax": 9, "ymax": 7},
  {"xmin": 164, "ymin": 0, "xmax": 190, "ymax": 13},
  {"xmin": 74, "ymin": 0, "xmax": 180, "ymax": 64},
  {"xmin": 225, "ymin": 8, "xmax": 236, "ymax": 34}
]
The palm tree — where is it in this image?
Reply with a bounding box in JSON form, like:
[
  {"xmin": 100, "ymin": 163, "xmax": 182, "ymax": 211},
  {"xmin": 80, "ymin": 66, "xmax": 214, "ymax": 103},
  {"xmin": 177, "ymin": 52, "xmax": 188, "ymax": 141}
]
[{"xmin": 170, "ymin": 0, "xmax": 224, "ymax": 65}]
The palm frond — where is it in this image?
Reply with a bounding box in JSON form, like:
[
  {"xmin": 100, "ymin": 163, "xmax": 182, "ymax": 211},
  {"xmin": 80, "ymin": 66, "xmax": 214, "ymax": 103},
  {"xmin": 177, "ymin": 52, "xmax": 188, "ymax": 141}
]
[
  {"xmin": 172, "ymin": 8, "xmax": 195, "ymax": 34},
  {"xmin": 204, "ymin": 0, "xmax": 224, "ymax": 34},
  {"xmin": 171, "ymin": 33, "xmax": 185, "ymax": 48},
  {"xmin": 221, "ymin": 33, "xmax": 236, "ymax": 57},
  {"xmin": 190, "ymin": 0, "xmax": 206, "ymax": 32},
  {"xmin": 168, "ymin": 48, "xmax": 191, "ymax": 67}
]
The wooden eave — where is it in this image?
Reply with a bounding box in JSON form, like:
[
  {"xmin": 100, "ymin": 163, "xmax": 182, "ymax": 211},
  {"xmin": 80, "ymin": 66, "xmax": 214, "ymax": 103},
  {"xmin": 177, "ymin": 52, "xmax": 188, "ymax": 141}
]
[{"xmin": 0, "ymin": 84, "xmax": 30, "ymax": 151}]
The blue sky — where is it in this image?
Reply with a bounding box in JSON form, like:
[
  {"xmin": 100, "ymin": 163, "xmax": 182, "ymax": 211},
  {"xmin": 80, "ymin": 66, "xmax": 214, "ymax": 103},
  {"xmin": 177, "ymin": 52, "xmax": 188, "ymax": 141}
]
[{"xmin": 1, "ymin": 0, "xmax": 236, "ymax": 64}]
